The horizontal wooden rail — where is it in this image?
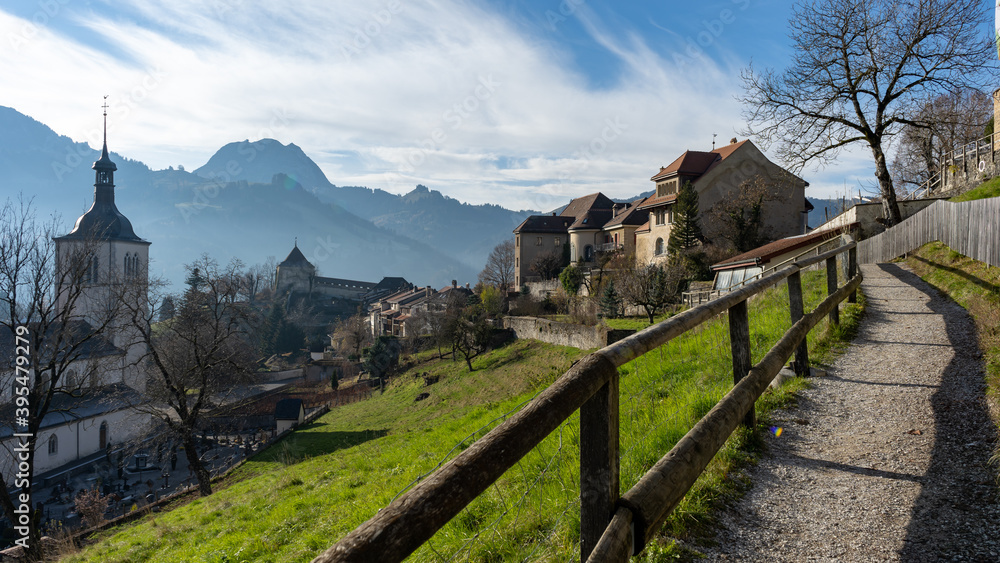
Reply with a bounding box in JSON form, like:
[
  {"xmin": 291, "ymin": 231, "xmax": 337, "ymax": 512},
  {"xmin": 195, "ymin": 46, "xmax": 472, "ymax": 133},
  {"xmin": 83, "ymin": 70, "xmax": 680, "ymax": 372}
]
[
  {"xmin": 317, "ymin": 240, "xmax": 858, "ymax": 562},
  {"xmin": 589, "ymin": 272, "xmax": 864, "ymax": 560}
]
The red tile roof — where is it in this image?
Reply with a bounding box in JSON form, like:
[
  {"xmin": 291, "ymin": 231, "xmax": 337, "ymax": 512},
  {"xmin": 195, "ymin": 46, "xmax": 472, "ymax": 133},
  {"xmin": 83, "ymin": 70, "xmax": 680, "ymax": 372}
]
[{"xmin": 650, "ymin": 139, "xmax": 750, "ymax": 181}]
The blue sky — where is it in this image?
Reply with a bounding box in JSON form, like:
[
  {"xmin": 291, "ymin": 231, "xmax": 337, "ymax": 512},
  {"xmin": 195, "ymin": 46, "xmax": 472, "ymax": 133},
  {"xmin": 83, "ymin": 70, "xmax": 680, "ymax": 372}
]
[{"xmin": 0, "ymin": 0, "xmax": 972, "ymax": 211}]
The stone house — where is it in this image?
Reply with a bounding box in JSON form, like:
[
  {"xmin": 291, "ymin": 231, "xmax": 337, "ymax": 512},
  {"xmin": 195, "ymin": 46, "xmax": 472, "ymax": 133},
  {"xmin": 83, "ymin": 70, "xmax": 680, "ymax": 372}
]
[
  {"xmin": 635, "ymin": 139, "xmax": 810, "ymax": 263},
  {"xmin": 512, "ymin": 193, "xmax": 648, "ymax": 286}
]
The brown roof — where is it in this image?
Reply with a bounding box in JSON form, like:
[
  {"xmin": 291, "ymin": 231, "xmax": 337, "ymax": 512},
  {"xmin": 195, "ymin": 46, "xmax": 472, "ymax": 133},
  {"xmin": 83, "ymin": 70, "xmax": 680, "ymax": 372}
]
[
  {"xmin": 561, "ymin": 192, "xmax": 615, "ymax": 217},
  {"xmin": 568, "ymin": 208, "xmax": 614, "ymax": 230},
  {"xmin": 650, "ymin": 139, "xmax": 750, "ymax": 181},
  {"xmin": 637, "ymin": 193, "xmax": 678, "ymax": 210},
  {"xmin": 514, "ymin": 215, "xmax": 574, "ymax": 234},
  {"xmin": 712, "ymin": 223, "xmax": 858, "ymax": 270},
  {"xmin": 603, "ymin": 197, "xmax": 650, "ymax": 228},
  {"xmin": 634, "ymin": 220, "xmax": 650, "ymax": 234}
]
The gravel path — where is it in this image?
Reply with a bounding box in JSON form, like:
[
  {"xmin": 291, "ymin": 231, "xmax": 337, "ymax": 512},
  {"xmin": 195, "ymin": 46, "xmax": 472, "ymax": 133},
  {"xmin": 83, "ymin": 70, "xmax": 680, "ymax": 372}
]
[{"xmin": 700, "ymin": 263, "xmax": 1000, "ymax": 562}]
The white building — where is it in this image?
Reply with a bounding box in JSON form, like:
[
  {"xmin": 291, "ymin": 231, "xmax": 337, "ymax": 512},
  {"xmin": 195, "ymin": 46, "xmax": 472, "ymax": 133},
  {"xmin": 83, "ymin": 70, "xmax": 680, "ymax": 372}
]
[{"xmin": 1, "ymin": 118, "xmax": 152, "ymax": 482}]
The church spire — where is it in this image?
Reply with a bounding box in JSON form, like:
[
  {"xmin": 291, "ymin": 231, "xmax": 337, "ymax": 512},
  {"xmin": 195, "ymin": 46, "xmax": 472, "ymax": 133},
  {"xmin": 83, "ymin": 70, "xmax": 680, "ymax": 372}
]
[{"xmin": 93, "ymin": 96, "xmax": 117, "ymax": 198}]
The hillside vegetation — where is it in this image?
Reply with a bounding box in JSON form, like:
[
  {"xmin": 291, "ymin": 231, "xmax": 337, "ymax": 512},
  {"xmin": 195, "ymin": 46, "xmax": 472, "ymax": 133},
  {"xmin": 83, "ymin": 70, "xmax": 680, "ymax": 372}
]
[
  {"xmin": 949, "ymin": 176, "xmax": 1000, "ymax": 202},
  {"xmin": 65, "ymin": 271, "xmax": 860, "ymax": 562}
]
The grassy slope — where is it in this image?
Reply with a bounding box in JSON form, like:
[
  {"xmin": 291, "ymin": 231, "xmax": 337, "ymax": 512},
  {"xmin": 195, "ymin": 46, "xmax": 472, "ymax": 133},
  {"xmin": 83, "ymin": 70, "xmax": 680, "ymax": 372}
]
[
  {"xmin": 65, "ymin": 271, "xmax": 862, "ymax": 563},
  {"xmin": 949, "ymin": 176, "xmax": 1000, "ymax": 202}
]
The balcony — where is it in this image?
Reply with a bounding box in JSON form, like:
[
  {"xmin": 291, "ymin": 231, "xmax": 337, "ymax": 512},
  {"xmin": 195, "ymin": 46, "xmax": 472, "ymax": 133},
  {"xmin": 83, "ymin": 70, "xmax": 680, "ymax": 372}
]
[{"xmin": 595, "ymin": 243, "xmax": 623, "ymax": 253}]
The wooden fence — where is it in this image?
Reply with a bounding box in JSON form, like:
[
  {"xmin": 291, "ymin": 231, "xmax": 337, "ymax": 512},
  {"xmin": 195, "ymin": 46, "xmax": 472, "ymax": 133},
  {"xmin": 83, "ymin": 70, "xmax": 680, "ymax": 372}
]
[
  {"xmin": 857, "ymin": 198, "xmax": 1000, "ymax": 267},
  {"xmin": 313, "ymin": 242, "xmax": 862, "ymax": 563}
]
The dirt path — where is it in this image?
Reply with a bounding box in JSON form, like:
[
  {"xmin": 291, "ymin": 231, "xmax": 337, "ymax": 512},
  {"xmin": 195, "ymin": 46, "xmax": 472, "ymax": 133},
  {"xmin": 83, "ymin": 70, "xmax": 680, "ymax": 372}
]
[{"xmin": 699, "ymin": 263, "xmax": 1000, "ymax": 562}]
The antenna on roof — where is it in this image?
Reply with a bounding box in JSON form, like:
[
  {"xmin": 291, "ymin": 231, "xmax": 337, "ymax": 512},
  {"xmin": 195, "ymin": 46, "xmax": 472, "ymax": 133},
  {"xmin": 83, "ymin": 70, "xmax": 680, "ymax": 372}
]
[{"xmin": 712, "ymin": 133, "xmax": 717, "ymax": 150}]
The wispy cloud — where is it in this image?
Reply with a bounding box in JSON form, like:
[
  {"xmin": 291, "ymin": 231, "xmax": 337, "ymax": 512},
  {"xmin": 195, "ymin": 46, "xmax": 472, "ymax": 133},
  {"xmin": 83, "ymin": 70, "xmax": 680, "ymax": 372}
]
[{"xmin": 0, "ymin": 1, "xmax": 854, "ymax": 211}]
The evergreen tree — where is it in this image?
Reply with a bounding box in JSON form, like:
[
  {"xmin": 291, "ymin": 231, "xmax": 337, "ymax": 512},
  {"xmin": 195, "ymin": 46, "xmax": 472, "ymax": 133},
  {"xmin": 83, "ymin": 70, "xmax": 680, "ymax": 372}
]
[
  {"xmin": 599, "ymin": 280, "xmax": 622, "ymax": 318},
  {"xmin": 668, "ymin": 181, "xmax": 703, "ymax": 256}
]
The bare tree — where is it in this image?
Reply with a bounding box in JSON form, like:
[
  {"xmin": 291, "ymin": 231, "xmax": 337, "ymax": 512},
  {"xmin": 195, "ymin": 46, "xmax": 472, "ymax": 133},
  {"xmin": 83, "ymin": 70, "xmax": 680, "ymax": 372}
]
[
  {"xmin": 616, "ymin": 261, "xmax": 687, "ymax": 324},
  {"xmin": 529, "ymin": 250, "xmax": 564, "ymax": 281},
  {"xmin": 741, "ymin": 0, "xmax": 994, "ymax": 225},
  {"xmin": 0, "ymin": 199, "xmax": 125, "ymax": 560},
  {"xmin": 478, "ymin": 240, "xmax": 515, "ymax": 293},
  {"xmin": 331, "ymin": 313, "xmax": 371, "ymax": 358},
  {"xmin": 708, "ymin": 176, "xmax": 781, "ymax": 253},
  {"xmin": 119, "ymin": 255, "xmax": 257, "ymax": 496},
  {"xmin": 891, "ymin": 89, "xmax": 992, "ymax": 193}
]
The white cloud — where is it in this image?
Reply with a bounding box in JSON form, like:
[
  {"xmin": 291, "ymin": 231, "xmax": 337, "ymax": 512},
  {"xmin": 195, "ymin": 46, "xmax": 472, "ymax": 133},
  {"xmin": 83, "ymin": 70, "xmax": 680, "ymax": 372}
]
[{"xmin": 0, "ymin": 0, "xmax": 849, "ymax": 212}]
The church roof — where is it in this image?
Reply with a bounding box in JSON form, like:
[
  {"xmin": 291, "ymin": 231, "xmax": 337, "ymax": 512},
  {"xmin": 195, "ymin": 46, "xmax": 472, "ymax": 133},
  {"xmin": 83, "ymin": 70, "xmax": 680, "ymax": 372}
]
[
  {"xmin": 279, "ymin": 244, "xmax": 313, "ymax": 268},
  {"xmin": 55, "ymin": 120, "xmax": 148, "ymax": 245}
]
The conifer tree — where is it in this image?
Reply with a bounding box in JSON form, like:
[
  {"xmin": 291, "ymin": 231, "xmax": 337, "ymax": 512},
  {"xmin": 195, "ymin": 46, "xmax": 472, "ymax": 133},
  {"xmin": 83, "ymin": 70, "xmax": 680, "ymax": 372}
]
[
  {"xmin": 668, "ymin": 181, "xmax": 702, "ymax": 256},
  {"xmin": 599, "ymin": 280, "xmax": 622, "ymax": 318}
]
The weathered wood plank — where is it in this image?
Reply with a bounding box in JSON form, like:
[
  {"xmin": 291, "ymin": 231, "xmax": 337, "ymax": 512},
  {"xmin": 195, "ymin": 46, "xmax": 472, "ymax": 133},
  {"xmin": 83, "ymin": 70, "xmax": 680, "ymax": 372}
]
[
  {"xmin": 787, "ymin": 271, "xmax": 808, "ymax": 376},
  {"xmin": 580, "ymin": 374, "xmax": 620, "ymax": 561},
  {"xmin": 826, "ymin": 256, "xmax": 839, "ymax": 326},
  {"xmin": 728, "ymin": 300, "xmax": 754, "ymax": 428}
]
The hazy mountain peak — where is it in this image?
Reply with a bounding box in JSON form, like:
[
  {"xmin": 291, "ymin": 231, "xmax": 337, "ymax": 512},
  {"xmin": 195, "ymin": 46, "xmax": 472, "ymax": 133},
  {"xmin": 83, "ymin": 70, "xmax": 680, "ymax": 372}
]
[{"xmin": 193, "ymin": 138, "xmax": 330, "ymax": 189}]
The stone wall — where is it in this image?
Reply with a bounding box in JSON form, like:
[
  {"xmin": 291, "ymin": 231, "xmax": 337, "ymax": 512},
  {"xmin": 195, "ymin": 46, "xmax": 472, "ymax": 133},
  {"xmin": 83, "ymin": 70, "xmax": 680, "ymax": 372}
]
[
  {"xmin": 814, "ymin": 198, "xmax": 946, "ymax": 239},
  {"xmin": 503, "ymin": 316, "xmax": 634, "ymax": 350}
]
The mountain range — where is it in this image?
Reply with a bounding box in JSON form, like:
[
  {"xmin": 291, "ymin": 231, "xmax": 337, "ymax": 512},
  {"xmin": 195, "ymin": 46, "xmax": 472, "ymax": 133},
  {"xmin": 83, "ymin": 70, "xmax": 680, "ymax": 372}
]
[{"xmin": 0, "ymin": 106, "xmax": 534, "ymax": 291}]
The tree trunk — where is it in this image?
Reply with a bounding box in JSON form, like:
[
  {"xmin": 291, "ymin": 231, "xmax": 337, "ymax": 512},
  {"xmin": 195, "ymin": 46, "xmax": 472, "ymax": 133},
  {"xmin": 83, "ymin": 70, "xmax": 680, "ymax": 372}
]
[
  {"xmin": 182, "ymin": 432, "xmax": 213, "ymax": 496},
  {"xmin": 872, "ymin": 143, "xmax": 903, "ymax": 225}
]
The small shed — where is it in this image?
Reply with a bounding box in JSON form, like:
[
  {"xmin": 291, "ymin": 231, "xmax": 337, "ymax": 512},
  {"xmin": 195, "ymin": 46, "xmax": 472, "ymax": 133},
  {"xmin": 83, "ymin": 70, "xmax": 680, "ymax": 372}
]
[{"xmin": 274, "ymin": 398, "xmax": 305, "ymax": 434}]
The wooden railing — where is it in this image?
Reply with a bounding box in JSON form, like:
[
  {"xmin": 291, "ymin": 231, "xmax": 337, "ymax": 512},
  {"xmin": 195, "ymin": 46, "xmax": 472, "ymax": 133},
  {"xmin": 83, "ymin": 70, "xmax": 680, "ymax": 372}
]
[
  {"xmin": 314, "ymin": 242, "xmax": 861, "ymax": 563},
  {"xmin": 903, "ymin": 132, "xmax": 996, "ymax": 200},
  {"xmin": 858, "ymin": 198, "xmax": 1000, "ymax": 267}
]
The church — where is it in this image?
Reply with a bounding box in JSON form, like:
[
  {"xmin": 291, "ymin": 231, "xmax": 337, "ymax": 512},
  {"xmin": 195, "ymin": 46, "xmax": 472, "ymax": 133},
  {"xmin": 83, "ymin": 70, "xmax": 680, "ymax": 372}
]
[{"xmin": 0, "ymin": 112, "xmax": 152, "ymax": 483}]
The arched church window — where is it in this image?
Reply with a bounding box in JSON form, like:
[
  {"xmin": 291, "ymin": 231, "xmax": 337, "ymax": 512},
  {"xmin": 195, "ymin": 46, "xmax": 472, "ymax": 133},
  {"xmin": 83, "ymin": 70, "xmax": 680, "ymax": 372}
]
[
  {"xmin": 655, "ymin": 238, "xmax": 664, "ymax": 255},
  {"xmin": 48, "ymin": 435, "xmax": 58, "ymax": 455},
  {"xmin": 90, "ymin": 256, "xmax": 99, "ymax": 284},
  {"xmin": 66, "ymin": 370, "xmax": 77, "ymax": 388}
]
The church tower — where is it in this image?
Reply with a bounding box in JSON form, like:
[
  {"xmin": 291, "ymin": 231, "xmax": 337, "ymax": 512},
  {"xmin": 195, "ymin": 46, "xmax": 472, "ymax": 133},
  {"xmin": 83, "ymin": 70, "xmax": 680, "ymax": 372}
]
[{"xmin": 53, "ymin": 102, "xmax": 150, "ymax": 390}]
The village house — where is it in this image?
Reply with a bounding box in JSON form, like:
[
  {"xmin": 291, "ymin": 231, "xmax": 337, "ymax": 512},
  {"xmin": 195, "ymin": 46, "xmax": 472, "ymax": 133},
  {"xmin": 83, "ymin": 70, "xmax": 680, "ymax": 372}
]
[
  {"xmin": 512, "ymin": 139, "xmax": 809, "ymax": 287},
  {"xmin": 369, "ymin": 281, "xmax": 474, "ymax": 338},
  {"xmin": 512, "ymin": 193, "xmax": 649, "ymax": 287},
  {"xmin": 635, "ymin": 138, "xmax": 810, "ymax": 262}
]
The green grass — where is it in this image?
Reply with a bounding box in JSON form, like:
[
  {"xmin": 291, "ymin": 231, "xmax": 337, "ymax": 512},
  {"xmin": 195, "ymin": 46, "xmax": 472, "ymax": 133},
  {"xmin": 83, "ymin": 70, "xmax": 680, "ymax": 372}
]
[
  {"xmin": 949, "ymin": 176, "xmax": 1000, "ymax": 202},
  {"xmin": 604, "ymin": 311, "xmax": 675, "ymax": 331},
  {"xmin": 65, "ymin": 270, "xmax": 863, "ymax": 563}
]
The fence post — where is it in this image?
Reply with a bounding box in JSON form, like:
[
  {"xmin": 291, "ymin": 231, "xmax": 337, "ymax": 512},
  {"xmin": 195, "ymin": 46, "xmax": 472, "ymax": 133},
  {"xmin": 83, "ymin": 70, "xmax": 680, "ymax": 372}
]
[
  {"xmin": 826, "ymin": 257, "xmax": 839, "ymax": 326},
  {"xmin": 847, "ymin": 247, "xmax": 858, "ymax": 304},
  {"xmin": 787, "ymin": 271, "xmax": 809, "ymax": 376},
  {"xmin": 728, "ymin": 300, "xmax": 754, "ymax": 428},
  {"xmin": 580, "ymin": 373, "xmax": 620, "ymax": 561}
]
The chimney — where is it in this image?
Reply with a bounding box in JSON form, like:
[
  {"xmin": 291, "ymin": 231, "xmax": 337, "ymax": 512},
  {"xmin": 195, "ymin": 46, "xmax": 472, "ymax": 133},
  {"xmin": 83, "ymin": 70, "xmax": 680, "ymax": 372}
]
[
  {"xmin": 465, "ymin": 283, "xmax": 470, "ymax": 289},
  {"xmin": 730, "ymin": 137, "xmax": 738, "ymax": 144},
  {"xmin": 451, "ymin": 279, "xmax": 457, "ymax": 288},
  {"xmin": 612, "ymin": 203, "xmax": 621, "ymax": 216},
  {"xmin": 551, "ymin": 212, "xmax": 556, "ymax": 216}
]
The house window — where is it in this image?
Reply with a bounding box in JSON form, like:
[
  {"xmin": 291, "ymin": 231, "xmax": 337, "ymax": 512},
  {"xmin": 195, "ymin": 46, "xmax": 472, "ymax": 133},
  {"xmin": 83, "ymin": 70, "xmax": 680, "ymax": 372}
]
[
  {"xmin": 516, "ymin": 236, "xmax": 519, "ymax": 247},
  {"xmin": 584, "ymin": 245, "xmax": 594, "ymax": 262},
  {"xmin": 536, "ymin": 237, "xmax": 543, "ymax": 246},
  {"xmin": 655, "ymin": 238, "xmax": 664, "ymax": 255},
  {"xmin": 554, "ymin": 237, "xmax": 560, "ymax": 246},
  {"xmin": 667, "ymin": 209, "xmax": 674, "ymax": 224},
  {"xmin": 655, "ymin": 211, "xmax": 665, "ymax": 226},
  {"xmin": 48, "ymin": 435, "xmax": 57, "ymax": 456}
]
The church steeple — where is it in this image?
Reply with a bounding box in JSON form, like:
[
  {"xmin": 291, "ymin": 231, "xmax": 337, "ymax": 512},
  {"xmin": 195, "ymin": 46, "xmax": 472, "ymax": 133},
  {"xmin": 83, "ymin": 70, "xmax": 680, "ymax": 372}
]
[
  {"xmin": 56, "ymin": 98, "xmax": 144, "ymax": 242},
  {"xmin": 93, "ymin": 96, "xmax": 117, "ymax": 205}
]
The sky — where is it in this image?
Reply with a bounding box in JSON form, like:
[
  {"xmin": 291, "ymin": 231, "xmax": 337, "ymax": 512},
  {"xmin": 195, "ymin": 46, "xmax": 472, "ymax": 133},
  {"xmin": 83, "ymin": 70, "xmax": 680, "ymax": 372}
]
[{"xmin": 0, "ymin": 0, "xmax": 981, "ymax": 212}]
